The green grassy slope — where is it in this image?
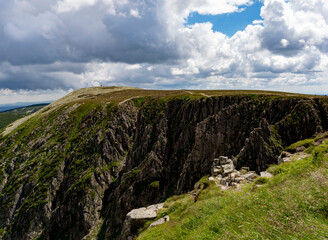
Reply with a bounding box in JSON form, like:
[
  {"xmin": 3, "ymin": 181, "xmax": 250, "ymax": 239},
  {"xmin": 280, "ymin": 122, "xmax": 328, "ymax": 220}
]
[
  {"xmin": 2, "ymin": 87, "xmax": 321, "ymax": 137},
  {"xmin": 0, "ymin": 87, "xmax": 327, "ymax": 239},
  {"xmin": 0, "ymin": 104, "xmax": 48, "ymax": 130},
  {"xmin": 138, "ymin": 136, "xmax": 328, "ymax": 240}
]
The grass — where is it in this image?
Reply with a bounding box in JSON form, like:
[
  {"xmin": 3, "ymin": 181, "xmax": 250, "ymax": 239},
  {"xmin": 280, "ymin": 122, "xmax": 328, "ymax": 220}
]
[
  {"xmin": 285, "ymin": 139, "xmax": 315, "ymax": 152},
  {"xmin": 137, "ymin": 140, "xmax": 328, "ymax": 240},
  {"xmin": 0, "ymin": 87, "xmax": 326, "ymax": 238},
  {"xmin": 0, "ymin": 104, "xmax": 48, "ymax": 129},
  {"xmin": 57, "ymin": 88, "xmax": 326, "ymax": 106},
  {"xmin": 2, "ymin": 87, "xmax": 326, "ymax": 136}
]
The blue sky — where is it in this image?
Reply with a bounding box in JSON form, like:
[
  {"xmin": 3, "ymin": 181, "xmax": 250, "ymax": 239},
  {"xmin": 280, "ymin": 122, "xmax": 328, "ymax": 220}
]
[
  {"xmin": 186, "ymin": 0, "xmax": 263, "ymax": 37},
  {"xmin": 0, "ymin": 0, "xmax": 328, "ymax": 104}
]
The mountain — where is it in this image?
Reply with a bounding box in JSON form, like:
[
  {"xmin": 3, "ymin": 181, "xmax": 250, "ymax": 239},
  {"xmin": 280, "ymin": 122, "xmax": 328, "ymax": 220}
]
[
  {"xmin": 0, "ymin": 104, "xmax": 49, "ymax": 130},
  {"xmin": 0, "ymin": 86, "xmax": 327, "ymax": 239},
  {"xmin": 0, "ymin": 102, "xmax": 51, "ymax": 113}
]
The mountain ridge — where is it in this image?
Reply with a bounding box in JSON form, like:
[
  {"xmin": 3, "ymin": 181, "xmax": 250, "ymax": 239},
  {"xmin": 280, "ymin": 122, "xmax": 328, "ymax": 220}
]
[{"xmin": 0, "ymin": 87, "xmax": 327, "ymax": 239}]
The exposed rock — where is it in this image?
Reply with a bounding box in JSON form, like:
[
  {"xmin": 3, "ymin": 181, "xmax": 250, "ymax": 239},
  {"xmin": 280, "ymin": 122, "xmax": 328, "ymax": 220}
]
[
  {"xmin": 0, "ymin": 92, "xmax": 327, "ymax": 240},
  {"xmin": 243, "ymin": 172, "xmax": 258, "ymax": 181},
  {"xmin": 208, "ymin": 176, "xmax": 215, "ymax": 181},
  {"xmin": 120, "ymin": 203, "xmax": 164, "ymax": 240},
  {"xmin": 260, "ymin": 171, "xmax": 273, "ymax": 178},
  {"xmin": 237, "ymin": 118, "xmax": 283, "ymax": 173},
  {"xmin": 149, "ymin": 215, "xmax": 170, "ymax": 228},
  {"xmin": 208, "ymin": 156, "xmax": 259, "ymax": 189},
  {"xmin": 221, "ymin": 162, "xmax": 234, "ymax": 176}
]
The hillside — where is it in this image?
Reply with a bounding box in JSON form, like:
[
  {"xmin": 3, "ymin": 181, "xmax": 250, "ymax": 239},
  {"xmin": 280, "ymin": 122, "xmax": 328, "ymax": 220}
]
[
  {"xmin": 138, "ymin": 135, "xmax": 328, "ymax": 239},
  {"xmin": 0, "ymin": 87, "xmax": 327, "ymax": 239},
  {"xmin": 0, "ymin": 104, "xmax": 49, "ymax": 130}
]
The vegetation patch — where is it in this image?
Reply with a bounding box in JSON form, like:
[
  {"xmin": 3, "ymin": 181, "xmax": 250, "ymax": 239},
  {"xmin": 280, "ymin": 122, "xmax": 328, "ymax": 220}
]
[
  {"xmin": 286, "ymin": 139, "xmax": 314, "ymax": 152},
  {"xmin": 0, "ymin": 104, "xmax": 48, "ymax": 130},
  {"xmin": 148, "ymin": 181, "xmax": 159, "ymax": 189},
  {"xmin": 254, "ymin": 177, "xmax": 269, "ymax": 185},
  {"xmin": 137, "ymin": 141, "xmax": 328, "ymax": 240}
]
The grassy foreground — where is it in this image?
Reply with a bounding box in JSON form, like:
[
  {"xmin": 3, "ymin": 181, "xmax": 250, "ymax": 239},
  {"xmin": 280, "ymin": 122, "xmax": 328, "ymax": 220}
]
[{"xmin": 137, "ymin": 138, "xmax": 328, "ymax": 240}]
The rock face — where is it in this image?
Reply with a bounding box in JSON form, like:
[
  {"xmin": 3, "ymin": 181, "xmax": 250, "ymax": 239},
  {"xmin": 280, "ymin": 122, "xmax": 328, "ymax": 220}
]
[
  {"xmin": 237, "ymin": 118, "xmax": 282, "ymax": 173},
  {"xmin": 0, "ymin": 92, "xmax": 327, "ymax": 240}
]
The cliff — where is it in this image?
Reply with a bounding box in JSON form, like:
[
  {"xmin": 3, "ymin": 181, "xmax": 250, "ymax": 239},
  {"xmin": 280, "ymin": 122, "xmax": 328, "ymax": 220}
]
[{"xmin": 0, "ymin": 87, "xmax": 327, "ymax": 239}]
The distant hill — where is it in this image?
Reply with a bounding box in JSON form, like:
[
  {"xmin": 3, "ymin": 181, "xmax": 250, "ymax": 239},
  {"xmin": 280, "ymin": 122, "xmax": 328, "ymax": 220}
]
[
  {"xmin": 0, "ymin": 102, "xmax": 51, "ymax": 112},
  {"xmin": 0, "ymin": 103, "xmax": 49, "ymax": 129}
]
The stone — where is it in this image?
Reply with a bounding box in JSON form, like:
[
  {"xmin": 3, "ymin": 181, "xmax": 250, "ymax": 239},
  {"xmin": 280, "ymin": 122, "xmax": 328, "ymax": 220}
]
[
  {"xmin": 230, "ymin": 172, "xmax": 240, "ymax": 179},
  {"xmin": 221, "ymin": 163, "xmax": 234, "ymax": 176},
  {"xmin": 226, "ymin": 159, "xmax": 233, "ymax": 165},
  {"xmin": 120, "ymin": 203, "xmax": 164, "ymax": 239},
  {"xmin": 243, "ymin": 172, "xmax": 258, "ymax": 181},
  {"xmin": 220, "ymin": 178, "xmax": 227, "ymax": 186},
  {"xmin": 212, "ymin": 166, "xmax": 222, "ymax": 176},
  {"xmin": 216, "ymin": 174, "xmax": 223, "ymax": 179},
  {"xmin": 260, "ymin": 171, "xmax": 272, "ymax": 178},
  {"xmin": 149, "ymin": 215, "xmax": 170, "ymax": 228},
  {"xmin": 127, "ymin": 203, "xmax": 164, "ymax": 220},
  {"xmin": 219, "ymin": 156, "xmax": 228, "ymax": 165},
  {"xmin": 208, "ymin": 176, "xmax": 215, "ymax": 181},
  {"xmin": 234, "ymin": 177, "xmax": 244, "ymax": 183},
  {"xmin": 213, "ymin": 158, "xmax": 220, "ymax": 166},
  {"xmin": 239, "ymin": 167, "xmax": 250, "ymax": 175},
  {"xmin": 211, "ymin": 159, "xmax": 221, "ymax": 176}
]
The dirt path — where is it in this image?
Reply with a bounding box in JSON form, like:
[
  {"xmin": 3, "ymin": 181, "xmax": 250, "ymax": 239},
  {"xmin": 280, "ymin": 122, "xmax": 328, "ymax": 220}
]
[
  {"xmin": 184, "ymin": 91, "xmax": 211, "ymax": 98},
  {"xmin": 119, "ymin": 96, "xmax": 140, "ymax": 105},
  {"xmin": 199, "ymin": 92, "xmax": 211, "ymax": 97}
]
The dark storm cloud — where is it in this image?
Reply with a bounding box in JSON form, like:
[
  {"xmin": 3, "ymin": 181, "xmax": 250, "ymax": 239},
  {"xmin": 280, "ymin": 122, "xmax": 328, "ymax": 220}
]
[
  {"xmin": 0, "ymin": 62, "xmax": 80, "ymax": 90},
  {"xmin": 0, "ymin": 0, "xmax": 181, "ymax": 67},
  {"xmin": 0, "ymin": 0, "xmax": 184, "ymax": 91},
  {"xmin": 0, "ymin": 0, "xmax": 328, "ymax": 96}
]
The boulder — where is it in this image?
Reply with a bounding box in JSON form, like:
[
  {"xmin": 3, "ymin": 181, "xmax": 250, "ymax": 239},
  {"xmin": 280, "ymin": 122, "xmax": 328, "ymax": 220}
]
[
  {"xmin": 221, "ymin": 163, "xmax": 234, "ymax": 176},
  {"xmin": 208, "ymin": 176, "xmax": 215, "ymax": 181},
  {"xmin": 260, "ymin": 171, "xmax": 272, "ymax": 178},
  {"xmin": 212, "ymin": 166, "xmax": 222, "ymax": 176},
  {"xmin": 120, "ymin": 203, "xmax": 164, "ymax": 239},
  {"xmin": 219, "ymin": 156, "xmax": 229, "ymax": 165},
  {"xmin": 149, "ymin": 215, "xmax": 170, "ymax": 228},
  {"xmin": 243, "ymin": 172, "xmax": 258, "ymax": 181}
]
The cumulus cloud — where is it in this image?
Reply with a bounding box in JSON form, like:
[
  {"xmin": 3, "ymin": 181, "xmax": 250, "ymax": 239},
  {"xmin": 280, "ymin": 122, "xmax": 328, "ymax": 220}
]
[{"xmin": 0, "ymin": 0, "xmax": 328, "ymax": 103}]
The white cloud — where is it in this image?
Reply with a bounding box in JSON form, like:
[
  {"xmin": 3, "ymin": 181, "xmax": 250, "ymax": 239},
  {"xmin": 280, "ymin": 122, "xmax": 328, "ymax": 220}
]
[
  {"xmin": 252, "ymin": 19, "xmax": 263, "ymax": 24},
  {"xmin": 54, "ymin": 0, "xmax": 98, "ymax": 13},
  {"xmin": 281, "ymin": 39, "xmax": 289, "ymax": 48},
  {"xmin": 1, "ymin": 0, "xmax": 328, "ymax": 104},
  {"xmin": 130, "ymin": 9, "xmax": 141, "ymax": 18},
  {"xmin": 0, "ymin": 88, "xmax": 72, "ymax": 104}
]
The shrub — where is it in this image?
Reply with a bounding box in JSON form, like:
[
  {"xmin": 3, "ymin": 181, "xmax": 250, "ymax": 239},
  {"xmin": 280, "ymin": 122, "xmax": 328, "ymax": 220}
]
[{"xmin": 254, "ymin": 177, "xmax": 268, "ymax": 185}]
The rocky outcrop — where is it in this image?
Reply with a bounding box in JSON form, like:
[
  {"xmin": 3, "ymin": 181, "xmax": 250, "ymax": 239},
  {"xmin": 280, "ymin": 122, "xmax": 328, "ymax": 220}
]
[
  {"xmin": 237, "ymin": 118, "xmax": 282, "ymax": 173},
  {"xmin": 0, "ymin": 92, "xmax": 327, "ymax": 240},
  {"xmin": 120, "ymin": 203, "xmax": 164, "ymax": 240},
  {"xmin": 209, "ymin": 156, "xmax": 258, "ymax": 189}
]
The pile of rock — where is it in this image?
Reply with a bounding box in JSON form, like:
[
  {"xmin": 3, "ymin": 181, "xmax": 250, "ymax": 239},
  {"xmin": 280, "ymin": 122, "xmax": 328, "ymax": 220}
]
[{"xmin": 209, "ymin": 156, "xmax": 258, "ymax": 189}]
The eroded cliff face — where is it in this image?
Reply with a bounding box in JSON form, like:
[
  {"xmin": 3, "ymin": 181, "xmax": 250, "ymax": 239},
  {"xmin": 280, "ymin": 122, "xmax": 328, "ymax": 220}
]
[{"xmin": 0, "ymin": 92, "xmax": 327, "ymax": 240}]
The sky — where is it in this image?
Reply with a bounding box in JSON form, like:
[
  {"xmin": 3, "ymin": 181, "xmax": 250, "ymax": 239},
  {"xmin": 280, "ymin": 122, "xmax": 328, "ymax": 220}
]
[{"xmin": 0, "ymin": 0, "xmax": 328, "ymax": 104}]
